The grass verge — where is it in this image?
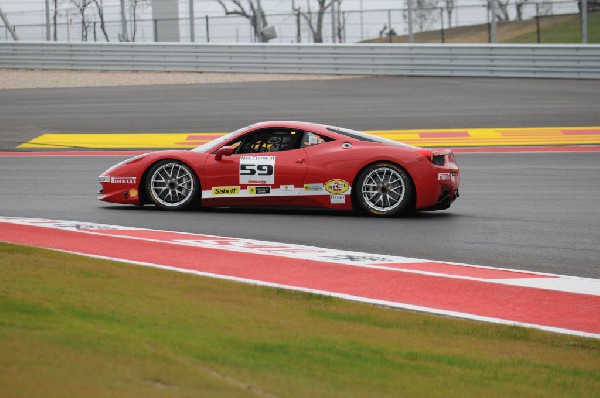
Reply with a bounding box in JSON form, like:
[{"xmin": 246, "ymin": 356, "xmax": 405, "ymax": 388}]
[
  {"xmin": 1, "ymin": 242, "xmax": 599, "ymax": 397},
  {"xmin": 509, "ymin": 12, "xmax": 600, "ymax": 43},
  {"xmin": 366, "ymin": 12, "xmax": 599, "ymax": 44}
]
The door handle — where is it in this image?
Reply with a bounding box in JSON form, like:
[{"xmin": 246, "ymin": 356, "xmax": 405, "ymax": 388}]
[{"xmin": 295, "ymin": 158, "xmax": 305, "ymax": 164}]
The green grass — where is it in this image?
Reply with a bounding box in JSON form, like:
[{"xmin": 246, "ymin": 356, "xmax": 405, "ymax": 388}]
[
  {"xmin": 1, "ymin": 242, "xmax": 599, "ymax": 397},
  {"xmin": 509, "ymin": 12, "xmax": 600, "ymax": 43}
]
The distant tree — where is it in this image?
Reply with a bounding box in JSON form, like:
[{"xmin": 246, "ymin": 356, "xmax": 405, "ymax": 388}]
[
  {"xmin": 514, "ymin": 0, "xmax": 530, "ymax": 20},
  {"xmin": 70, "ymin": 0, "xmax": 93, "ymax": 41},
  {"xmin": 52, "ymin": 0, "xmax": 61, "ymax": 41},
  {"xmin": 129, "ymin": 0, "xmax": 151, "ymax": 41},
  {"xmin": 414, "ymin": 0, "xmax": 440, "ymax": 32},
  {"xmin": 538, "ymin": 0, "xmax": 553, "ymax": 16},
  {"xmin": 485, "ymin": 0, "xmax": 511, "ymax": 21},
  {"xmin": 215, "ymin": 0, "xmax": 267, "ymax": 42},
  {"xmin": 91, "ymin": 0, "xmax": 109, "ymax": 41},
  {"xmin": 444, "ymin": 0, "xmax": 455, "ymax": 28},
  {"xmin": 496, "ymin": 0, "xmax": 511, "ymax": 21},
  {"xmin": 294, "ymin": 0, "xmax": 343, "ymax": 43}
]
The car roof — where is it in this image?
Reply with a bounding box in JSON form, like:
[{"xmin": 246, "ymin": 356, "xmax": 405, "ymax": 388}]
[{"xmin": 252, "ymin": 121, "xmax": 329, "ymax": 133}]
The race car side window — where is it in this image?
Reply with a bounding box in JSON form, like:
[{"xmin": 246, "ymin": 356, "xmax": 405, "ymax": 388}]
[{"xmin": 228, "ymin": 128, "xmax": 305, "ymax": 154}]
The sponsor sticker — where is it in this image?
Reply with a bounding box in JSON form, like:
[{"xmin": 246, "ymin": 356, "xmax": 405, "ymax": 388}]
[
  {"xmin": 248, "ymin": 186, "xmax": 271, "ymax": 195},
  {"xmin": 330, "ymin": 194, "xmax": 346, "ymax": 204},
  {"xmin": 304, "ymin": 183, "xmax": 324, "ymax": 192},
  {"xmin": 98, "ymin": 175, "xmax": 110, "ymax": 183},
  {"xmin": 129, "ymin": 188, "xmax": 138, "ymax": 199},
  {"xmin": 240, "ymin": 156, "xmax": 275, "ymax": 185},
  {"xmin": 324, "ymin": 179, "xmax": 350, "ymax": 194},
  {"xmin": 280, "ymin": 185, "xmax": 294, "ymax": 191},
  {"xmin": 212, "ymin": 186, "xmax": 241, "ymax": 196},
  {"xmin": 111, "ymin": 176, "xmax": 136, "ymax": 184}
]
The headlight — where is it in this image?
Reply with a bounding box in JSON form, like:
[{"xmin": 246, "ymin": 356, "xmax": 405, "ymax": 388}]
[{"xmin": 102, "ymin": 153, "xmax": 148, "ymax": 175}]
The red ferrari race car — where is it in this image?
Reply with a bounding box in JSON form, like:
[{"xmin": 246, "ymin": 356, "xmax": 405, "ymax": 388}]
[{"xmin": 98, "ymin": 121, "xmax": 459, "ymax": 217}]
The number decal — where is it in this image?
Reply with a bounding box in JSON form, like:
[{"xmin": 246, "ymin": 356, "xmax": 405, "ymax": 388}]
[
  {"xmin": 256, "ymin": 164, "xmax": 273, "ymax": 175},
  {"xmin": 240, "ymin": 156, "xmax": 275, "ymax": 185},
  {"xmin": 240, "ymin": 164, "xmax": 256, "ymax": 175}
]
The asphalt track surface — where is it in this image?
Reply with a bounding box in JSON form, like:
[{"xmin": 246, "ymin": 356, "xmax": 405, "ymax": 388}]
[
  {"xmin": 1, "ymin": 76, "xmax": 600, "ymax": 149},
  {"xmin": 0, "ymin": 77, "xmax": 599, "ymax": 279}
]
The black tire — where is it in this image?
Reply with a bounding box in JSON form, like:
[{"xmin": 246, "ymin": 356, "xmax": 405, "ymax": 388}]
[
  {"xmin": 145, "ymin": 160, "xmax": 200, "ymax": 210},
  {"xmin": 354, "ymin": 162, "xmax": 413, "ymax": 217}
]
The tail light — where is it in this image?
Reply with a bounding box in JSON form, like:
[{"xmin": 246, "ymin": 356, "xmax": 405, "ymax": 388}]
[
  {"xmin": 417, "ymin": 148, "xmax": 457, "ymax": 167},
  {"xmin": 416, "ymin": 148, "xmax": 433, "ymax": 161}
]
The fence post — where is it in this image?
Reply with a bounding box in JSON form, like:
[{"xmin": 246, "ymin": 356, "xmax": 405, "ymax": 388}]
[
  {"xmin": 120, "ymin": 0, "xmax": 128, "ymax": 41},
  {"xmin": 296, "ymin": 10, "xmax": 301, "ymax": 43},
  {"xmin": 45, "ymin": 0, "xmax": 51, "ymax": 41},
  {"xmin": 581, "ymin": 0, "xmax": 588, "ymax": 43},
  {"xmin": 387, "ymin": 9, "xmax": 392, "ymax": 43},
  {"xmin": 189, "ymin": 0, "xmax": 195, "ymax": 42},
  {"xmin": 440, "ymin": 7, "xmax": 445, "ymax": 43},
  {"xmin": 535, "ymin": 4, "xmax": 541, "ymax": 43},
  {"xmin": 342, "ymin": 11, "xmax": 346, "ymax": 42},
  {"xmin": 93, "ymin": 21, "xmax": 97, "ymax": 42},
  {"xmin": 407, "ymin": 0, "xmax": 414, "ymax": 43},
  {"xmin": 205, "ymin": 15, "xmax": 210, "ymax": 43},
  {"xmin": 359, "ymin": 0, "xmax": 364, "ymax": 41},
  {"xmin": 153, "ymin": 19, "xmax": 158, "ymax": 42},
  {"xmin": 490, "ymin": 0, "xmax": 497, "ymax": 43},
  {"xmin": 331, "ymin": 0, "xmax": 337, "ymax": 42}
]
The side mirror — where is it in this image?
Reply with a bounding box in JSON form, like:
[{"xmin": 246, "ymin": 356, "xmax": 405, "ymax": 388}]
[{"xmin": 215, "ymin": 146, "xmax": 234, "ymax": 160}]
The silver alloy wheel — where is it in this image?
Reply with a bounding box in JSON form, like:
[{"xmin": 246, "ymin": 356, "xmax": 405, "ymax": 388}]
[
  {"xmin": 150, "ymin": 162, "xmax": 195, "ymax": 207},
  {"xmin": 361, "ymin": 166, "xmax": 406, "ymax": 212}
]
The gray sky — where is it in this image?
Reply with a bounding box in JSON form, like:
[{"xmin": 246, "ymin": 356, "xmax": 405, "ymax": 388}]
[{"xmin": 1, "ymin": 0, "xmax": 488, "ymax": 20}]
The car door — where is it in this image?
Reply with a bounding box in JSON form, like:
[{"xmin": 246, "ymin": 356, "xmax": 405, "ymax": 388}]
[{"xmin": 202, "ymin": 128, "xmax": 308, "ymax": 204}]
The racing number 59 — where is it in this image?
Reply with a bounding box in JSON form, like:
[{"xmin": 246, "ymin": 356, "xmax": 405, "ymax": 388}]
[{"xmin": 240, "ymin": 164, "xmax": 274, "ymax": 176}]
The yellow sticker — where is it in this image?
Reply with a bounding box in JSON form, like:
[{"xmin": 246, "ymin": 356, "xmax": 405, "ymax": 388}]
[
  {"xmin": 212, "ymin": 186, "xmax": 240, "ymax": 196},
  {"xmin": 324, "ymin": 179, "xmax": 350, "ymax": 194},
  {"xmin": 129, "ymin": 188, "xmax": 138, "ymax": 198}
]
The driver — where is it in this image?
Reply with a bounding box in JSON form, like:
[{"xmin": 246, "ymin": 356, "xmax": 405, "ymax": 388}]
[{"xmin": 302, "ymin": 132, "xmax": 324, "ymax": 147}]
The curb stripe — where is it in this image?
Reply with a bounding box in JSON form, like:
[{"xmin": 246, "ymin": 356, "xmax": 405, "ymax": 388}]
[
  {"xmin": 16, "ymin": 127, "xmax": 600, "ymax": 149},
  {"xmin": 1, "ymin": 217, "xmax": 599, "ymax": 338}
]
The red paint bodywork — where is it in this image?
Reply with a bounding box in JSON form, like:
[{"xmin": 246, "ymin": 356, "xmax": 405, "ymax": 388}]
[{"xmin": 98, "ymin": 121, "xmax": 460, "ymax": 211}]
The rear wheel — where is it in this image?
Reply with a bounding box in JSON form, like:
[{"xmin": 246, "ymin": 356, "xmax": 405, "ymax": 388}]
[
  {"xmin": 146, "ymin": 160, "xmax": 199, "ymax": 210},
  {"xmin": 355, "ymin": 162, "xmax": 413, "ymax": 217}
]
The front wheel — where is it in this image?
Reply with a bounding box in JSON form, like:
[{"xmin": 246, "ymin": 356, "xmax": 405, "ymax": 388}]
[
  {"xmin": 145, "ymin": 160, "xmax": 199, "ymax": 210},
  {"xmin": 355, "ymin": 162, "xmax": 413, "ymax": 217}
]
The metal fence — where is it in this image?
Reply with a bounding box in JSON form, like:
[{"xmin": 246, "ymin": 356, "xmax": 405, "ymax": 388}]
[
  {"xmin": 1, "ymin": 42, "xmax": 599, "ymax": 79},
  {"xmin": 0, "ymin": 1, "xmax": 597, "ymax": 44}
]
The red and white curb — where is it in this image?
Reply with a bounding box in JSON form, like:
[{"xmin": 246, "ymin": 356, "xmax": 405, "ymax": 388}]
[{"xmin": 1, "ymin": 216, "xmax": 599, "ymax": 339}]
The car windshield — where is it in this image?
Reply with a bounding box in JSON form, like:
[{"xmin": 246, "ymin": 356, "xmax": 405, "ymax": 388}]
[
  {"xmin": 326, "ymin": 126, "xmax": 415, "ymax": 148},
  {"xmin": 191, "ymin": 125, "xmax": 254, "ymax": 153}
]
